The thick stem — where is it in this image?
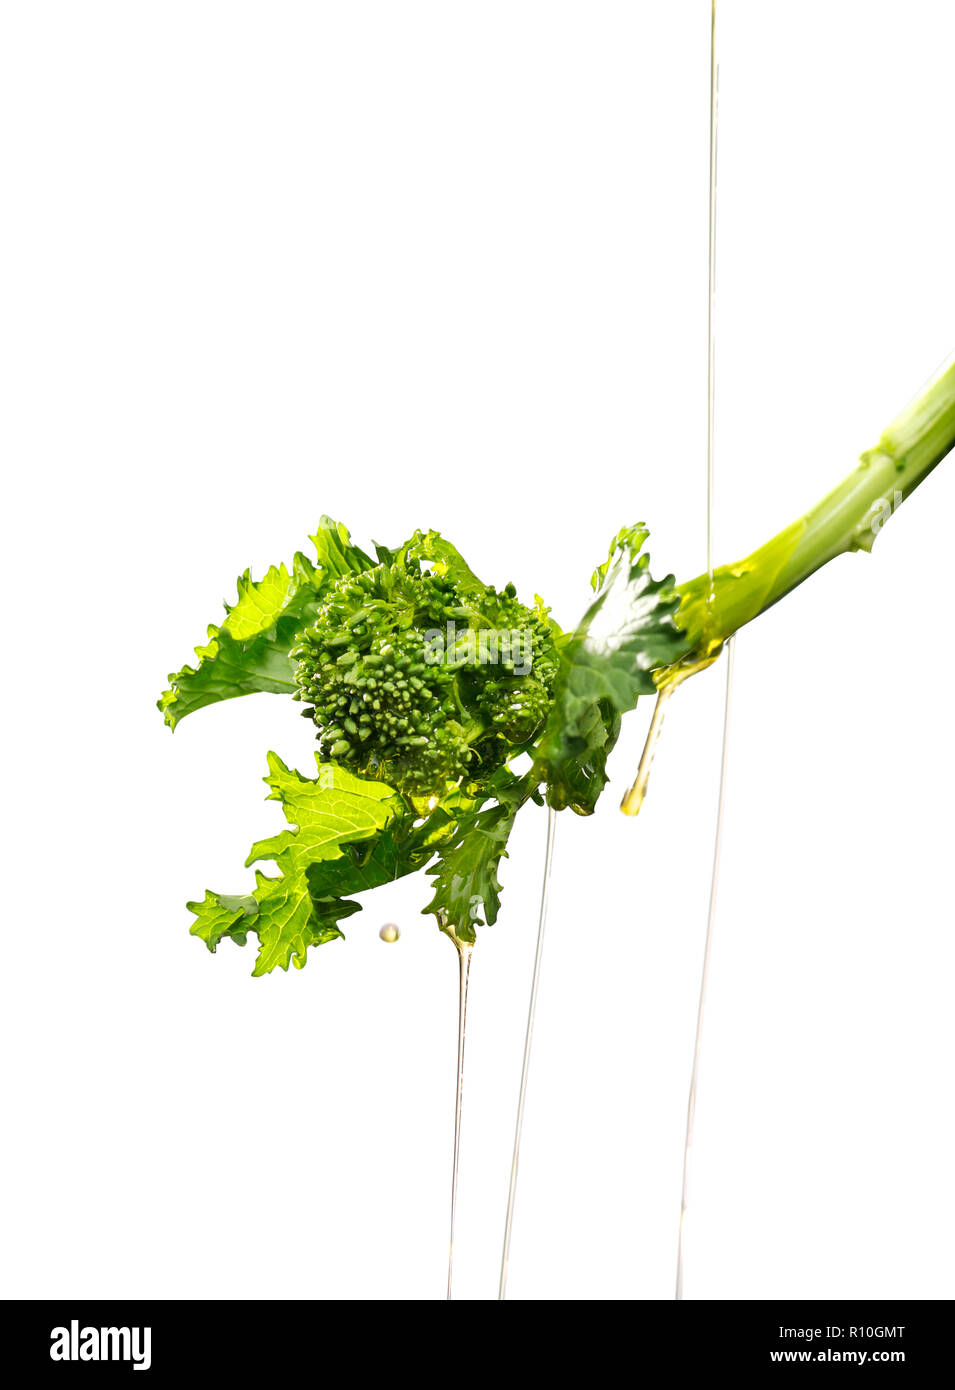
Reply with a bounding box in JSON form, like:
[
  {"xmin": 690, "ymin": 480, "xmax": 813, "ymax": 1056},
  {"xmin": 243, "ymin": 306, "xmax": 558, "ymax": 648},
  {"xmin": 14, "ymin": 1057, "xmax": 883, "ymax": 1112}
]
[{"xmin": 673, "ymin": 356, "xmax": 955, "ymax": 658}]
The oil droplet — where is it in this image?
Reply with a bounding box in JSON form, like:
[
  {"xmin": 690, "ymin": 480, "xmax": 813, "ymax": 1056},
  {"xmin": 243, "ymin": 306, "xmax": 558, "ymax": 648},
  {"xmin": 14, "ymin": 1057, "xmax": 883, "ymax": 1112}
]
[{"xmin": 379, "ymin": 923, "xmax": 400, "ymax": 943}]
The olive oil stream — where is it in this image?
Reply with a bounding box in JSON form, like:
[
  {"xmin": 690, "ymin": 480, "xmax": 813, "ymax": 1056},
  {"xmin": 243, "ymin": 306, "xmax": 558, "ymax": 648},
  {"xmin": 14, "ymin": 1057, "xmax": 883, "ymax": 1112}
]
[
  {"xmin": 446, "ymin": 930, "xmax": 473, "ymax": 1300},
  {"xmin": 499, "ymin": 806, "xmax": 557, "ymax": 1299},
  {"xmin": 674, "ymin": 0, "xmax": 734, "ymax": 1301}
]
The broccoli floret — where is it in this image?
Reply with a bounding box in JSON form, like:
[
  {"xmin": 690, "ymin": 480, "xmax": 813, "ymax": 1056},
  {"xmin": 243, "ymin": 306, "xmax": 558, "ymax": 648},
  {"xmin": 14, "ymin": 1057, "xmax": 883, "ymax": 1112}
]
[{"xmin": 291, "ymin": 554, "xmax": 559, "ymax": 799}]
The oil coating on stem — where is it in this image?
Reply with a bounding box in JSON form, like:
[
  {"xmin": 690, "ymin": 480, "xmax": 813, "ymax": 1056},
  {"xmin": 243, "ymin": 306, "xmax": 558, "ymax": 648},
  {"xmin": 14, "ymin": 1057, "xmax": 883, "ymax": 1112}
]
[{"xmin": 672, "ymin": 357, "xmax": 955, "ymax": 665}]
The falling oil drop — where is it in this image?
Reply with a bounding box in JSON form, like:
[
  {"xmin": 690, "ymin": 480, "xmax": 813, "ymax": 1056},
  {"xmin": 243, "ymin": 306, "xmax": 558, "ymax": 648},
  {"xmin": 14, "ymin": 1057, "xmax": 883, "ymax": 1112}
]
[{"xmin": 379, "ymin": 923, "xmax": 400, "ymax": 942}]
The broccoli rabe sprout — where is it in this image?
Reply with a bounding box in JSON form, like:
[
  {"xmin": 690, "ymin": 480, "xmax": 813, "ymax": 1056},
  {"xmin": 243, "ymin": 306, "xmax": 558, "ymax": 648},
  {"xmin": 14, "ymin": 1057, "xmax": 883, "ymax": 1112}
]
[
  {"xmin": 160, "ymin": 521, "xmax": 594, "ymax": 970},
  {"xmin": 291, "ymin": 547, "xmax": 559, "ymax": 799},
  {"xmin": 160, "ymin": 354, "xmax": 955, "ymax": 974}
]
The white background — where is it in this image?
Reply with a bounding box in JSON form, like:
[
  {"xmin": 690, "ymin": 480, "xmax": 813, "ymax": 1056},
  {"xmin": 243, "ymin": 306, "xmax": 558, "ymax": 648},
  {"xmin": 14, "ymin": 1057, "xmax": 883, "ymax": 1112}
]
[{"xmin": 2, "ymin": 0, "xmax": 953, "ymax": 1301}]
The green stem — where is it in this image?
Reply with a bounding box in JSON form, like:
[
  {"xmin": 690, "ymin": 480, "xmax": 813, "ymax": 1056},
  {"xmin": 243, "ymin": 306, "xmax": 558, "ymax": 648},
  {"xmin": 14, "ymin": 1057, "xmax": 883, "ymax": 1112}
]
[{"xmin": 673, "ymin": 356, "xmax": 955, "ymax": 657}]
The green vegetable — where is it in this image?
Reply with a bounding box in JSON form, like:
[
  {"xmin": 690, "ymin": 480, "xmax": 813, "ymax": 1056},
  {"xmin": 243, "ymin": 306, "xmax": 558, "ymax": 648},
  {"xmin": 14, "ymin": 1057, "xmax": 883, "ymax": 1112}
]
[
  {"xmin": 163, "ymin": 524, "xmax": 570, "ymax": 967},
  {"xmin": 161, "ymin": 355, "xmax": 954, "ymax": 973},
  {"xmin": 291, "ymin": 532, "xmax": 559, "ymax": 800}
]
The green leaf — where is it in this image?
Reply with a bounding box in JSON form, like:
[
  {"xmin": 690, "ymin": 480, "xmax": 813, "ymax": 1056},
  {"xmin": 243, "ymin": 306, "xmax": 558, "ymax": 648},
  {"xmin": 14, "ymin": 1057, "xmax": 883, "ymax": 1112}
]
[
  {"xmin": 308, "ymin": 516, "xmax": 375, "ymax": 581},
  {"xmin": 400, "ymin": 529, "xmax": 489, "ymax": 596},
  {"xmin": 423, "ymin": 801, "xmax": 518, "ymax": 943},
  {"xmin": 248, "ymin": 753, "xmax": 398, "ymax": 874},
  {"xmin": 305, "ymin": 802, "xmax": 460, "ymax": 922},
  {"xmin": 536, "ymin": 525, "xmax": 685, "ymax": 813},
  {"xmin": 422, "ymin": 775, "xmax": 528, "ymax": 941},
  {"xmin": 188, "ymin": 874, "xmax": 348, "ymax": 973},
  {"xmin": 246, "ymin": 867, "xmax": 357, "ymax": 976},
  {"xmin": 187, "ymin": 890, "xmax": 257, "ymax": 951},
  {"xmin": 159, "ymin": 518, "xmax": 375, "ymax": 730},
  {"xmin": 159, "ymin": 553, "xmax": 320, "ymax": 729},
  {"xmin": 188, "ymin": 755, "xmax": 400, "ymax": 976},
  {"xmin": 542, "ymin": 700, "xmax": 622, "ymax": 816}
]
